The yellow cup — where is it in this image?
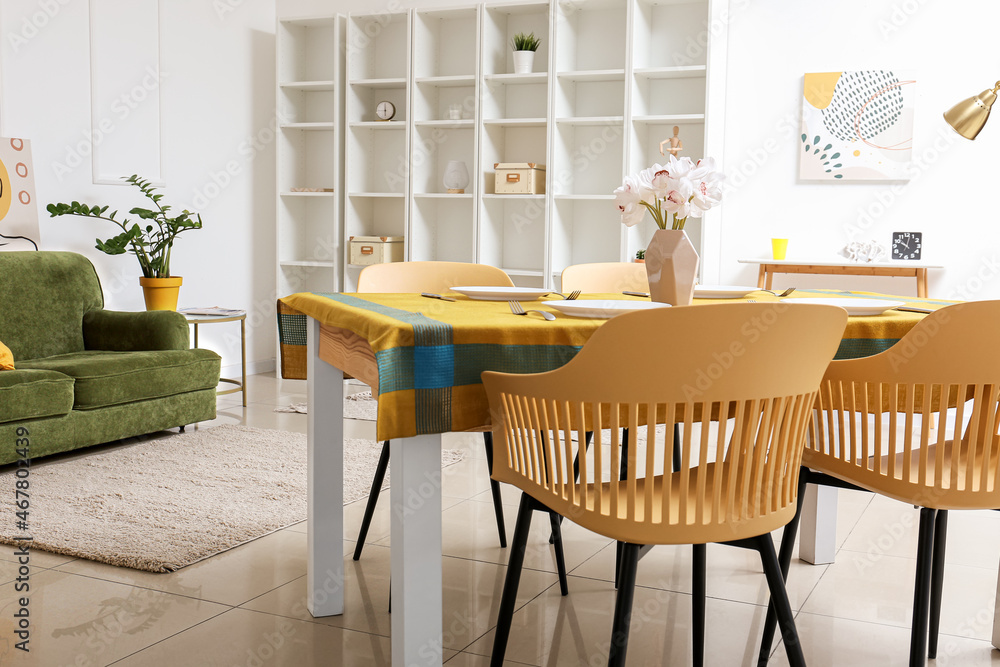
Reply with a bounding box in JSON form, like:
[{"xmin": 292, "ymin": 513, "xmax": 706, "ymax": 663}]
[{"xmin": 771, "ymin": 238, "xmax": 788, "ymax": 260}]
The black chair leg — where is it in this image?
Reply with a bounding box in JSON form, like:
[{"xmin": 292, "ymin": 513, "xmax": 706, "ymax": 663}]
[
  {"xmin": 692, "ymin": 543, "xmax": 707, "ymax": 667},
  {"xmin": 757, "ymin": 469, "xmax": 809, "ymax": 666},
  {"xmin": 353, "ymin": 440, "xmax": 391, "ymax": 561},
  {"xmin": 179, "ymin": 425, "xmax": 186, "ymax": 433},
  {"xmin": 927, "ymin": 510, "xmax": 948, "ymax": 658},
  {"xmin": 609, "ymin": 542, "xmax": 641, "ymax": 667},
  {"xmin": 615, "ymin": 428, "xmax": 630, "ymax": 589},
  {"xmin": 483, "ymin": 432, "xmax": 508, "ymax": 549},
  {"xmin": 491, "ymin": 494, "xmax": 535, "ymax": 667},
  {"xmin": 910, "ymin": 507, "xmax": 938, "ymax": 667},
  {"xmin": 754, "ymin": 535, "xmax": 806, "ymax": 667},
  {"xmin": 550, "ymin": 512, "xmax": 569, "ymax": 596}
]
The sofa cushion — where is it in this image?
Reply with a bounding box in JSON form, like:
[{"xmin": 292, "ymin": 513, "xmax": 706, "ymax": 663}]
[
  {"xmin": 0, "ymin": 369, "xmax": 75, "ymax": 424},
  {"xmin": 0, "ymin": 252, "xmax": 104, "ymax": 361},
  {"xmin": 19, "ymin": 349, "xmax": 221, "ymax": 410}
]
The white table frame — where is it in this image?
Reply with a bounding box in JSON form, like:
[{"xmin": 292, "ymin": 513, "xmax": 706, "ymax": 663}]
[{"xmin": 306, "ymin": 318, "xmax": 445, "ymax": 666}]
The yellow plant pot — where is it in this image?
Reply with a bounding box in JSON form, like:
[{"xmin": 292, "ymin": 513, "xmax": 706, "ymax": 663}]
[{"xmin": 139, "ymin": 276, "xmax": 183, "ymax": 311}]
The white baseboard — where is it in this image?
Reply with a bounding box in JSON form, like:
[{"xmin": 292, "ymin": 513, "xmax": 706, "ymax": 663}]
[{"xmin": 221, "ymin": 358, "xmax": 276, "ymax": 378}]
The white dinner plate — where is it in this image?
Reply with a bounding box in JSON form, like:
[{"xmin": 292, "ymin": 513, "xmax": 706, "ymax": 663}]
[
  {"xmin": 547, "ymin": 300, "xmax": 672, "ymax": 319},
  {"xmin": 785, "ymin": 297, "xmax": 906, "ymax": 316},
  {"xmin": 450, "ymin": 286, "xmax": 552, "ymax": 301},
  {"xmin": 693, "ymin": 285, "xmax": 760, "ymax": 299}
]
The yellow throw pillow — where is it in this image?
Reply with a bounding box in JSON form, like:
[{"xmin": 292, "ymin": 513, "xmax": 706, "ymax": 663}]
[{"xmin": 0, "ymin": 340, "xmax": 13, "ymax": 370}]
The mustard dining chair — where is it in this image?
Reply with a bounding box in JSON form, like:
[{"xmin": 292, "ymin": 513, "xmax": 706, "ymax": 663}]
[
  {"xmin": 353, "ymin": 261, "xmax": 515, "ymax": 559},
  {"xmin": 484, "ymin": 303, "xmax": 848, "ymax": 667},
  {"xmin": 757, "ymin": 301, "xmax": 1000, "ymax": 667},
  {"xmin": 560, "ymin": 261, "xmax": 649, "ymax": 294}
]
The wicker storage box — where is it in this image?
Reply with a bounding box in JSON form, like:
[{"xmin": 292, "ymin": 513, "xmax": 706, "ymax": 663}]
[
  {"xmin": 494, "ymin": 163, "xmax": 545, "ymax": 194},
  {"xmin": 349, "ymin": 236, "xmax": 404, "ymax": 266}
]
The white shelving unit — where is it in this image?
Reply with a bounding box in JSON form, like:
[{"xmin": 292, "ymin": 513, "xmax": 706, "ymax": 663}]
[
  {"xmin": 301, "ymin": 0, "xmax": 726, "ymax": 292},
  {"xmin": 343, "ymin": 11, "xmax": 412, "ymax": 291},
  {"xmin": 275, "ymin": 14, "xmax": 344, "ymax": 304}
]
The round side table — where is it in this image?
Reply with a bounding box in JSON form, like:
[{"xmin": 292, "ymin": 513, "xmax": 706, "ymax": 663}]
[{"xmin": 181, "ymin": 310, "xmax": 247, "ymax": 407}]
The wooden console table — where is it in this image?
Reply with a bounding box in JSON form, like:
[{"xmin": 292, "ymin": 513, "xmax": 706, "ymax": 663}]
[{"xmin": 738, "ymin": 259, "xmax": 943, "ymax": 298}]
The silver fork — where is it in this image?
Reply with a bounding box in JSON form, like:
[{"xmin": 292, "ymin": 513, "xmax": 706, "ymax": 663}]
[
  {"xmin": 757, "ymin": 287, "xmax": 796, "ymax": 297},
  {"xmin": 550, "ymin": 290, "xmax": 582, "ymax": 300},
  {"xmin": 509, "ymin": 300, "xmax": 556, "ymax": 320},
  {"xmin": 745, "ymin": 299, "xmax": 757, "ymax": 303}
]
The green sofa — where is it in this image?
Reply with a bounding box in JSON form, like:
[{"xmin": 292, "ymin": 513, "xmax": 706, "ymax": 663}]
[{"xmin": 0, "ymin": 251, "xmax": 221, "ymax": 465}]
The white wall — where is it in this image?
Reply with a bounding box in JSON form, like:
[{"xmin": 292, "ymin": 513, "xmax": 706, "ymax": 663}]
[
  {"xmin": 717, "ymin": 0, "xmax": 995, "ymax": 300},
  {"xmin": 1, "ymin": 0, "xmax": 278, "ymax": 374}
]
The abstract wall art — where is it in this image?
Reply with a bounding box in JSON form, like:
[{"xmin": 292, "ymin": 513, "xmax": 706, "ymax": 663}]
[
  {"xmin": 800, "ymin": 70, "xmax": 915, "ymax": 181},
  {"xmin": 0, "ymin": 138, "xmax": 39, "ymax": 250}
]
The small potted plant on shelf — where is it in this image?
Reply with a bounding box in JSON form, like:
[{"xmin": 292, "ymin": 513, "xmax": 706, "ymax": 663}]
[
  {"xmin": 47, "ymin": 175, "xmax": 203, "ymax": 311},
  {"xmin": 634, "ymin": 249, "xmax": 645, "ymax": 263},
  {"xmin": 510, "ymin": 31, "xmax": 541, "ymax": 74}
]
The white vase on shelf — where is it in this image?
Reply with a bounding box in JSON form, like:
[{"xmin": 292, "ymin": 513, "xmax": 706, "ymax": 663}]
[{"xmin": 443, "ymin": 161, "xmax": 470, "ymax": 194}]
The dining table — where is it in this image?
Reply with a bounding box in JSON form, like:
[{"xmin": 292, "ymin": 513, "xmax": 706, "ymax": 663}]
[{"xmin": 277, "ymin": 287, "xmax": 961, "ymax": 666}]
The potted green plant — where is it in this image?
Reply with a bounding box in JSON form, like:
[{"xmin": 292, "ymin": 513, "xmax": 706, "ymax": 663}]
[
  {"xmin": 510, "ymin": 31, "xmax": 541, "ymax": 74},
  {"xmin": 634, "ymin": 249, "xmax": 645, "ymax": 263},
  {"xmin": 46, "ymin": 175, "xmax": 203, "ymax": 311}
]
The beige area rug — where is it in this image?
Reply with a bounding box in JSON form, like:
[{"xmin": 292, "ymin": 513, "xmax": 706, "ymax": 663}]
[{"xmin": 0, "ymin": 425, "xmax": 463, "ymax": 573}]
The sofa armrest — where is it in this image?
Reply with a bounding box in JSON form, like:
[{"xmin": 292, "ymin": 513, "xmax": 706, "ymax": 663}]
[{"xmin": 83, "ymin": 310, "xmax": 190, "ymax": 351}]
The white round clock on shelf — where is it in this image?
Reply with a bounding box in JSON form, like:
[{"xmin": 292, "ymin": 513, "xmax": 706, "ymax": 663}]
[{"xmin": 376, "ymin": 100, "xmax": 396, "ymax": 121}]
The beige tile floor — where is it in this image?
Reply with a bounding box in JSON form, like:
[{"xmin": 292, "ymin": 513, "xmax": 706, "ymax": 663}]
[{"xmin": 5, "ymin": 373, "xmax": 1000, "ymax": 666}]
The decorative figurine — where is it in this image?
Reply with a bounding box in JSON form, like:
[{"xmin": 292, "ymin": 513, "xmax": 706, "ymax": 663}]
[{"xmin": 659, "ymin": 126, "xmax": 683, "ymax": 157}]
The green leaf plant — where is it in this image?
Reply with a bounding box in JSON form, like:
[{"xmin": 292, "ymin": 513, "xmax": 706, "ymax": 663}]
[
  {"xmin": 46, "ymin": 175, "xmax": 203, "ymax": 278},
  {"xmin": 510, "ymin": 31, "xmax": 541, "ymax": 52}
]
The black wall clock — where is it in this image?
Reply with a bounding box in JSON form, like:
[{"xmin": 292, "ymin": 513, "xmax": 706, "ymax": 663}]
[{"xmin": 891, "ymin": 231, "xmax": 922, "ymax": 260}]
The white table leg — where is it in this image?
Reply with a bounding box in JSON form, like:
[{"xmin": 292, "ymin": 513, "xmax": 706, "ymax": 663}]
[
  {"xmin": 798, "ymin": 484, "xmax": 838, "ymax": 564},
  {"xmin": 307, "ymin": 318, "xmax": 345, "ymax": 617},
  {"xmin": 391, "ymin": 434, "xmax": 443, "ymax": 667}
]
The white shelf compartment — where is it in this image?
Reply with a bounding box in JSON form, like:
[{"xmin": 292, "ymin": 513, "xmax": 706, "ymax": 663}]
[
  {"xmin": 280, "ymin": 259, "xmax": 337, "ymax": 268},
  {"xmin": 482, "ymin": 77, "xmax": 548, "ymax": 120},
  {"xmin": 480, "ymin": 122, "xmax": 548, "ymax": 195},
  {"xmin": 633, "ymin": 0, "xmax": 709, "ymax": 69},
  {"xmin": 628, "ymin": 118, "xmax": 705, "ymax": 173},
  {"xmin": 631, "ymin": 75, "xmax": 706, "ymax": 117},
  {"xmin": 277, "ymin": 16, "xmax": 338, "ymax": 83},
  {"xmin": 551, "ymin": 120, "xmax": 625, "ymax": 196},
  {"xmin": 410, "ymin": 196, "xmax": 477, "ymax": 262},
  {"xmin": 279, "ymin": 262, "xmax": 337, "ymax": 294},
  {"xmin": 346, "ymin": 124, "xmax": 409, "ymax": 194},
  {"xmin": 551, "ymin": 197, "xmax": 624, "ymax": 278},
  {"xmin": 554, "ymin": 0, "xmax": 627, "ymax": 73},
  {"xmin": 345, "ymin": 196, "xmax": 406, "ymax": 243},
  {"xmin": 414, "ymin": 75, "xmax": 477, "ymax": 87},
  {"xmin": 348, "ymin": 13, "xmax": 410, "ymax": 81},
  {"xmin": 483, "ymin": 2, "xmax": 551, "ymax": 76},
  {"xmin": 479, "ymin": 195, "xmax": 547, "ymax": 273},
  {"xmin": 278, "ymin": 87, "xmax": 336, "ymax": 125},
  {"xmin": 347, "ymin": 83, "xmax": 408, "ymax": 123},
  {"xmin": 277, "ymin": 195, "xmax": 339, "ymax": 266},
  {"xmin": 554, "ymin": 75, "xmax": 625, "ymax": 118},
  {"xmin": 413, "ymin": 80, "xmax": 477, "ymax": 123},
  {"xmin": 413, "ymin": 7, "xmax": 480, "ymax": 79},
  {"xmin": 277, "ymin": 127, "xmax": 336, "ymax": 192},
  {"xmin": 556, "ymin": 69, "xmax": 626, "ymax": 82},
  {"xmin": 412, "ymin": 124, "xmax": 476, "ymax": 195},
  {"xmin": 349, "ymin": 77, "xmax": 408, "ymax": 89}
]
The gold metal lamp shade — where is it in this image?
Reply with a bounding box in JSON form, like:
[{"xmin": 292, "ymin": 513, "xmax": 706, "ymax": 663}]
[{"xmin": 944, "ymin": 82, "xmax": 1000, "ymax": 140}]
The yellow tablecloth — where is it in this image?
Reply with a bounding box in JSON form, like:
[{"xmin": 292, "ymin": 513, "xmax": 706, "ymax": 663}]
[{"xmin": 278, "ymin": 289, "xmax": 957, "ymax": 441}]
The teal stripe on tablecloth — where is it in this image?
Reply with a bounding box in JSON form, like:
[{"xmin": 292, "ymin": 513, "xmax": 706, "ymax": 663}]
[
  {"xmin": 376, "ymin": 343, "xmax": 584, "ymax": 394},
  {"xmin": 836, "ymin": 338, "xmax": 900, "ymax": 360}
]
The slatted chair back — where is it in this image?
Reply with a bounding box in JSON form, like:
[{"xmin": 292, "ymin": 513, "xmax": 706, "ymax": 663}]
[
  {"xmin": 357, "ymin": 260, "xmax": 513, "ymax": 293},
  {"xmin": 482, "ymin": 303, "xmax": 847, "ymax": 545},
  {"xmin": 807, "ymin": 301, "xmax": 1000, "ymax": 510},
  {"xmin": 560, "ymin": 262, "xmax": 649, "ymax": 293}
]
